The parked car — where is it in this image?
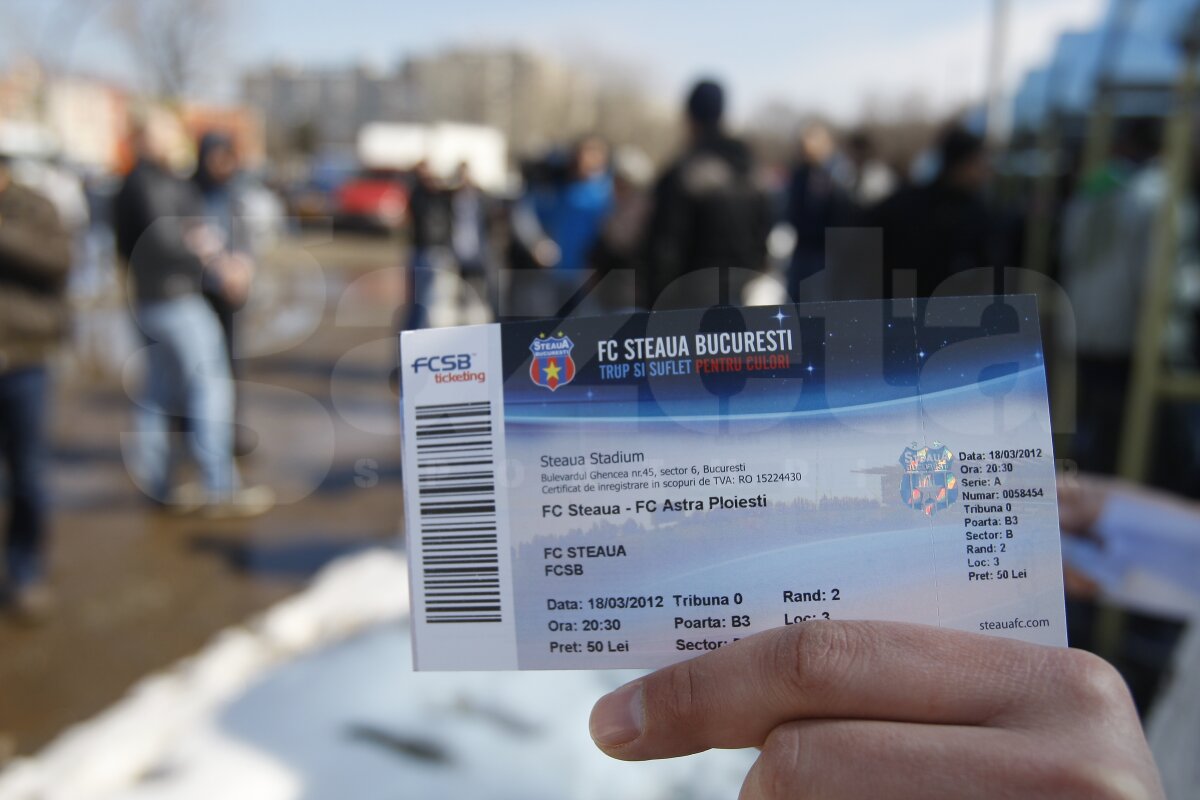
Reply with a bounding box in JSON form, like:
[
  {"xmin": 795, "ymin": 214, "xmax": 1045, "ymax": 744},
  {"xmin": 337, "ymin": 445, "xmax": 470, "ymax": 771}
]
[{"xmin": 334, "ymin": 169, "xmax": 408, "ymax": 232}]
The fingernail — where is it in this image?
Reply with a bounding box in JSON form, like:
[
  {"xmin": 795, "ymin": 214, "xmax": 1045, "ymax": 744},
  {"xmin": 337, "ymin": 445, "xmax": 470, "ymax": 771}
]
[{"xmin": 590, "ymin": 681, "xmax": 643, "ymax": 747}]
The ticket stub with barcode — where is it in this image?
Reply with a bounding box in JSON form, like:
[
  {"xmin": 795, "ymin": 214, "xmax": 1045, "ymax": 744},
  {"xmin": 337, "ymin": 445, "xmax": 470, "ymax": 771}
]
[{"xmin": 399, "ymin": 296, "xmax": 1067, "ymax": 671}]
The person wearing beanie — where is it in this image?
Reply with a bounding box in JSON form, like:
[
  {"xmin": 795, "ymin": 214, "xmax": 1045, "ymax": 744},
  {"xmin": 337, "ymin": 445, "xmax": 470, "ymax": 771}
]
[
  {"xmin": 869, "ymin": 124, "xmax": 1012, "ymax": 300},
  {"xmin": 640, "ymin": 78, "xmax": 770, "ymax": 310},
  {"xmin": 686, "ymin": 80, "xmax": 725, "ymax": 131},
  {"xmin": 191, "ymin": 131, "xmax": 257, "ymax": 457}
]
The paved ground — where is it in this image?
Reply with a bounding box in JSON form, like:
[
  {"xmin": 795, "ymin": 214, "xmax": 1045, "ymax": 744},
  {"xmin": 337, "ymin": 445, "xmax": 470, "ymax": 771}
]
[{"xmin": 0, "ymin": 232, "xmax": 414, "ymax": 759}]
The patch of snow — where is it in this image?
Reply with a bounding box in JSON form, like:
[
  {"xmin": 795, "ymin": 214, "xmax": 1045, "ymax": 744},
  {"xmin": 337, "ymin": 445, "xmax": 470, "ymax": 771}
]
[{"xmin": 0, "ymin": 550, "xmax": 753, "ymax": 800}]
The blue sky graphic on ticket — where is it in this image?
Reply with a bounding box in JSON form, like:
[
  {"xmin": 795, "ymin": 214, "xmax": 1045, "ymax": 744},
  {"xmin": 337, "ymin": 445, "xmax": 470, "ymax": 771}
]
[{"xmin": 399, "ymin": 296, "xmax": 1066, "ymax": 670}]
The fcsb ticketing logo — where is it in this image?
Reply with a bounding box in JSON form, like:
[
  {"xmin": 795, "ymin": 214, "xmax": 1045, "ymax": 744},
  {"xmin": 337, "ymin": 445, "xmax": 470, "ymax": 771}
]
[
  {"xmin": 529, "ymin": 332, "xmax": 576, "ymax": 391},
  {"xmin": 411, "ymin": 353, "xmax": 486, "ymax": 384}
]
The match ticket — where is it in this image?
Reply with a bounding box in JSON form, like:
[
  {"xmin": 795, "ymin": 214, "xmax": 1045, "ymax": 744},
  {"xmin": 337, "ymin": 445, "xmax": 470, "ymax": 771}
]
[{"xmin": 399, "ymin": 296, "xmax": 1067, "ymax": 670}]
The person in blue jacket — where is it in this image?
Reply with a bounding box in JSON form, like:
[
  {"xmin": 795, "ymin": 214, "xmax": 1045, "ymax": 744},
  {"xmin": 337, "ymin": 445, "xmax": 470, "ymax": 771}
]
[{"xmin": 510, "ymin": 137, "xmax": 612, "ymax": 317}]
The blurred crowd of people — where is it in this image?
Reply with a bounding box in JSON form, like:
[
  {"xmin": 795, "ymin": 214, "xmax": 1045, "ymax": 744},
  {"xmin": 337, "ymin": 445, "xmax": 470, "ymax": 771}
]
[
  {"xmin": 397, "ymin": 78, "xmax": 1025, "ymax": 327},
  {"xmin": 396, "ymin": 77, "xmax": 1200, "ymax": 504}
]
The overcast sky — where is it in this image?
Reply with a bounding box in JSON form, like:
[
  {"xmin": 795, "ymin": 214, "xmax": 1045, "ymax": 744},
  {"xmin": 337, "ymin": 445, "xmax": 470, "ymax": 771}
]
[{"xmin": 2, "ymin": 0, "xmax": 1106, "ymax": 122}]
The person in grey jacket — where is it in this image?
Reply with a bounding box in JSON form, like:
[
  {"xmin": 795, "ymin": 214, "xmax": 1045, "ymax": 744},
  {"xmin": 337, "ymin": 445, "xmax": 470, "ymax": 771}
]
[
  {"xmin": 192, "ymin": 131, "xmax": 257, "ymax": 455},
  {"xmin": 0, "ymin": 152, "xmax": 71, "ymax": 619}
]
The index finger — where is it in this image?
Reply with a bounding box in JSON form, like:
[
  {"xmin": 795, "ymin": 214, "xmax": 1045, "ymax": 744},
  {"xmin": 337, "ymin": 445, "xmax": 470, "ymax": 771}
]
[{"xmin": 589, "ymin": 620, "xmax": 1068, "ymax": 761}]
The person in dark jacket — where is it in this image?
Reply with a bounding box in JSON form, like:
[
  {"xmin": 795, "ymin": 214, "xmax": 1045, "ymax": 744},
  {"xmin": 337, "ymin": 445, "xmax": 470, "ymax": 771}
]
[
  {"xmin": 783, "ymin": 122, "xmax": 852, "ymax": 301},
  {"xmin": 0, "ymin": 153, "xmax": 71, "ymax": 619},
  {"xmin": 640, "ymin": 79, "xmax": 770, "ymax": 310},
  {"xmin": 403, "ymin": 160, "xmax": 454, "ymax": 330},
  {"xmin": 871, "ymin": 127, "xmax": 1008, "ymax": 299},
  {"xmin": 114, "ymin": 117, "xmax": 271, "ymax": 517},
  {"xmin": 589, "ymin": 147, "xmax": 655, "ymax": 312}
]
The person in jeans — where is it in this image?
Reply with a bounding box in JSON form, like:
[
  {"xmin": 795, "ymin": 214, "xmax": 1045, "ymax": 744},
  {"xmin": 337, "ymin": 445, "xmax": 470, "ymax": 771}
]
[
  {"xmin": 113, "ymin": 116, "xmax": 272, "ymax": 518},
  {"xmin": 192, "ymin": 131, "xmax": 259, "ymax": 456},
  {"xmin": 0, "ymin": 152, "xmax": 72, "ymax": 619},
  {"xmin": 403, "ymin": 160, "xmax": 454, "ymax": 330},
  {"xmin": 449, "ymin": 162, "xmax": 497, "ymax": 319}
]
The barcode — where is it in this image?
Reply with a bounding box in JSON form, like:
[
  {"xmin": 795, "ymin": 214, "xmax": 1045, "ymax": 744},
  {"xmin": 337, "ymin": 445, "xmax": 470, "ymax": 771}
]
[{"xmin": 413, "ymin": 401, "xmax": 502, "ymax": 624}]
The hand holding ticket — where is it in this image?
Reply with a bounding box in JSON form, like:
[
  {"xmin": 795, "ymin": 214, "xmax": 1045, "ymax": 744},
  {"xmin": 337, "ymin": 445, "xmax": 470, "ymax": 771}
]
[
  {"xmin": 399, "ymin": 296, "xmax": 1068, "ymax": 670},
  {"xmin": 588, "ymin": 621, "xmax": 1163, "ymax": 799}
]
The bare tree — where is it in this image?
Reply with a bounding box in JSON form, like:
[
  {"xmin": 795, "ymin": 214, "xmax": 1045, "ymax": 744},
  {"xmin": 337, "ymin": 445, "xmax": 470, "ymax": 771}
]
[{"xmin": 108, "ymin": 0, "xmax": 227, "ymax": 99}]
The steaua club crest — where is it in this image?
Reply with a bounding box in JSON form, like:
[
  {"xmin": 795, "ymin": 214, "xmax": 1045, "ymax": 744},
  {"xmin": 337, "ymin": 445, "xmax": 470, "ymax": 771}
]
[
  {"xmin": 529, "ymin": 332, "xmax": 576, "ymax": 391},
  {"xmin": 900, "ymin": 442, "xmax": 958, "ymax": 516}
]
